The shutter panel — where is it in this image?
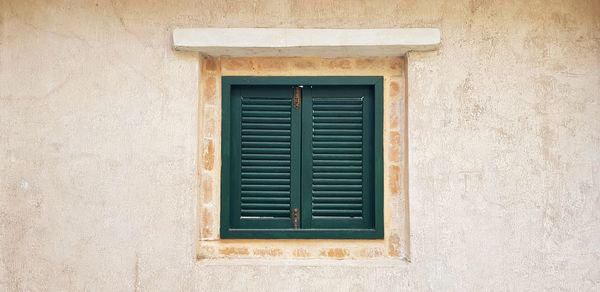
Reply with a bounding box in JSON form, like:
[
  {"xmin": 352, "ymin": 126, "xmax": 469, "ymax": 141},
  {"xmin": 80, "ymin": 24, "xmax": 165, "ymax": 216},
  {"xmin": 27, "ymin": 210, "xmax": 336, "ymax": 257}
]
[
  {"xmin": 229, "ymin": 85, "xmax": 301, "ymax": 229},
  {"xmin": 222, "ymin": 77, "xmax": 383, "ymax": 239},
  {"xmin": 302, "ymin": 85, "xmax": 375, "ymax": 229}
]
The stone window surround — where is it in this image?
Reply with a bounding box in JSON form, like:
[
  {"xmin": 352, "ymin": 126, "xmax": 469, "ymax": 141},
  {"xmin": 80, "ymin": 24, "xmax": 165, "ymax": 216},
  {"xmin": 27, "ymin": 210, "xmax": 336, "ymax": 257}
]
[
  {"xmin": 174, "ymin": 27, "xmax": 441, "ymax": 260},
  {"xmin": 196, "ymin": 56, "xmax": 408, "ymax": 260}
]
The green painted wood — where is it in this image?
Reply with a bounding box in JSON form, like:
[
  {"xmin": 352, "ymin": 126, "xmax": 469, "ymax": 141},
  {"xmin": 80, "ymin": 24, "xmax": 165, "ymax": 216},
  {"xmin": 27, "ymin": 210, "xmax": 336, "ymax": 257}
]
[
  {"xmin": 220, "ymin": 78, "xmax": 232, "ymax": 234},
  {"xmin": 300, "ymin": 86, "xmax": 313, "ymax": 229},
  {"xmin": 305, "ymin": 85, "xmax": 375, "ymax": 230},
  {"xmin": 373, "ymin": 79, "xmax": 384, "ymax": 239},
  {"xmin": 221, "ymin": 76, "xmax": 383, "ymax": 239},
  {"xmin": 228, "ymin": 85, "xmax": 297, "ymax": 230}
]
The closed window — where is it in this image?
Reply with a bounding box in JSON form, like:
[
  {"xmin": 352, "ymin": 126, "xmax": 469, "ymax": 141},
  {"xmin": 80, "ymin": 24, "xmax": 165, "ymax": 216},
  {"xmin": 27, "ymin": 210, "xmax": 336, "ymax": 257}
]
[{"xmin": 221, "ymin": 77, "xmax": 383, "ymax": 239}]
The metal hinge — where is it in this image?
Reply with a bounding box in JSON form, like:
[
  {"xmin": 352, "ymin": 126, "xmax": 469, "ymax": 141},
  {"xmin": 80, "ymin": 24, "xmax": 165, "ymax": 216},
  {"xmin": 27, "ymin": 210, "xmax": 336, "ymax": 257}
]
[
  {"xmin": 292, "ymin": 208, "xmax": 300, "ymax": 229},
  {"xmin": 293, "ymin": 86, "xmax": 302, "ymax": 109}
]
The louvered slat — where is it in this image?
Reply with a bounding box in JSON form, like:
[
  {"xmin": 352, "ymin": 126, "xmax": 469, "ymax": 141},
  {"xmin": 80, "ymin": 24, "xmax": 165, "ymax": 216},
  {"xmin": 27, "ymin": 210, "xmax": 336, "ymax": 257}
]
[{"xmin": 311, "ymin": 96, "xmax": 364, "ymax": 219}]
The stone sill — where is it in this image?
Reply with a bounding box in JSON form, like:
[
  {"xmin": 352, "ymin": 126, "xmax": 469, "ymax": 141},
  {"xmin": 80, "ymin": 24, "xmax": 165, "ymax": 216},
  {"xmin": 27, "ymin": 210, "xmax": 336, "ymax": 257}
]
[
  {"xmin": 196, "ymin": 258, "xmax": 410, "ymax": 267},
  {"xmin": 172, "ymin": 28, "xmax": 440, "ymax": 57}
]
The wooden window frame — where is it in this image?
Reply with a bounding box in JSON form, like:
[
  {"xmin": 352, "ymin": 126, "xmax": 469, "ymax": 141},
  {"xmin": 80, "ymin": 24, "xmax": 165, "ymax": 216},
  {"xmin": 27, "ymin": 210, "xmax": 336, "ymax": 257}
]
[{"xmin": 220, "ymin": 76, "xmax": 384, "ymax": 239}]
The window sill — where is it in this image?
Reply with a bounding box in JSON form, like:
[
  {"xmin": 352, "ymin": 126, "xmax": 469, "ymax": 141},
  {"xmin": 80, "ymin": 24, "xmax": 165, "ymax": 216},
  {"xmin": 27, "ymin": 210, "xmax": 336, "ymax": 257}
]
[{"xmin": 196, "ymin": 258, "xmax": 410, "ymax": 266}]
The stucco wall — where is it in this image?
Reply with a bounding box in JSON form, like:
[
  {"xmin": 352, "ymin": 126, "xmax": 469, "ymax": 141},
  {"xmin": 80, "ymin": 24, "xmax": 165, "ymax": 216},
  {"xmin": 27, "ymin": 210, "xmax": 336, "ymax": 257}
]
[{"xmin": 1, "ymin": 0, "xmax": 599, "ymax": 291}]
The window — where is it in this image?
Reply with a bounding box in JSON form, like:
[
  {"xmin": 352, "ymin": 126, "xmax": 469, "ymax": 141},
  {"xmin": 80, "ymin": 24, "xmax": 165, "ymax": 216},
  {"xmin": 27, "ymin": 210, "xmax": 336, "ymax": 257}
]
[{"xmin": 221, "ymin": 76, "xmax": 383, "ymax": 239}]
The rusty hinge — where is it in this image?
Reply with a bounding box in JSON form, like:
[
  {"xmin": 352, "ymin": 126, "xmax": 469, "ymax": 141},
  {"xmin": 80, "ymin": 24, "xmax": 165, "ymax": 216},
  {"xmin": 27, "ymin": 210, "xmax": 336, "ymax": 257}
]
[
  {"xmin": 292, "ymin": 86, "xmax": 302, "ymax": 109},
  {"xmin": 292, "ymin": 208, "xmax": 300, "ymax": 229}
]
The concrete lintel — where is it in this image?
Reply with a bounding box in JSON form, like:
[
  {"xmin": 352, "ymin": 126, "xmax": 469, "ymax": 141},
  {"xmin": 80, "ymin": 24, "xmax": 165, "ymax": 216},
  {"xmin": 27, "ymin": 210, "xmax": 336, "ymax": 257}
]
[{"xmin": 172, "ymin": 28, "xmax": 440, "ymax": 57}]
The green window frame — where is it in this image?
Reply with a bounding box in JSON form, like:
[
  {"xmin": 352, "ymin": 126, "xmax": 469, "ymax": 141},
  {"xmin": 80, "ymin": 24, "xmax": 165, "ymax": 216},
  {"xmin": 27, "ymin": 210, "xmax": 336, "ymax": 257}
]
[{"xmin": 221, "ymin": 76, "xmax": 383, "ymax": 239}]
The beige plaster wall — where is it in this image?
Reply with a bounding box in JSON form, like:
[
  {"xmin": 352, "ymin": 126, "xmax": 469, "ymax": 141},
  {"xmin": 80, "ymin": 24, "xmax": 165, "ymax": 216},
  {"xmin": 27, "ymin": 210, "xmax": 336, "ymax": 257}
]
[{"xmin": 1, "ymin": 0, "xmax": 599, "ymax": 291}]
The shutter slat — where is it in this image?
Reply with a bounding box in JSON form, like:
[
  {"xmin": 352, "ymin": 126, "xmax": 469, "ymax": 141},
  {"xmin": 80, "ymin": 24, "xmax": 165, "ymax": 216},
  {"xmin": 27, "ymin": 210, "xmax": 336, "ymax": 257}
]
[
  {"xmin": 313, "ymin": 136, "xmax": 362, "ymax": 142},
  {"xmin": 242, "ymin": 184, "xmax": 290, "ymax": 191},
  {"xmin": 313, "ymin": 210, "xmax": 362, "ymax": 217},
  {"xmin": 242, "ymin": 117, "xmax": 290, "ymax": 123},
  {"xmin": 242, "ymin": 110, "xmax": 290, "ymax": 117},
  {"xmin": 314, "ymin": 122, "xmax": 362, "ymax": 129},
  {"xmin": 313, "ymin": 97, "xmax": 364, "ymax": 104},
  {"xmin": 313, "ymin": 160, "xmax": 362, "ymax": 166},
  {"xmin": 313, "ymin": 148, "xmax": 362, "ymax": 154},
  {"xmin": 242, "ymin": 153, "xmax": 291, "ymax": 160},
  {"xmin": 241, "ymin": 190, "xmax": 291, "ymax": 197},
  {"xmin": 241, "ymin": 142, "xmax": 290, "ymax": 148},
  {"xmin": 241, "ymin": 178, "xmax": 291, "ymax": 184},
  {"xmin": 313, "ymin": 203, "xmax": 362, "ymax": 209},
  {"xmin": 313, "ymin": 190, "xmax": 363, "ymax": 197},
  {"xmin": 241, "ymin": 210, "xmax": 290, "ymax": 217},
  {"xmin": 242, "ymin": 136, "xmax": 291, "ymax": 143},
  {"xmin": 242, "ymin": 129, "xmax": 291, "ymax": 135},
  {"xmin": 313, "ymin": 172, "xmax": 362, "ymax": 178},
  {"xmin": 241, "ymin": 104, "xmax": 290, "ymax": 110},
  {"xmin": 241, "ymin": 159, "xmax": 290, "ymax": 166},
  {"xmin": 242, "ymin": 97, "xmax": 290, "ymax": 103},
  {"xmin": 241, "ymin": 197, "xmax": 291, "ymax": 203},
  {"xmin": 313, "ymin": 116, "xmax": 362, "ymax": 123},
  {"xmin": 241, "ymin": 166, "xmax": 290, "ymax": 172},
  {"xmin": 241, "ymin": 203, "xmax": 290, "ymax": 209},
  {"xmin": 242, "ymin": 122, "xmax": 290, "ymax": 129},
  {"xmin": 242, "ymin": 148, "xmax": 290, "ymax": 154},
  {"xmin": 313, "ymin": 185, "xmax": 363, "ymax": 191},
  {"xmin": 313, "ymin": 104, "xmax": 363, "ymax": 110},
  {"xmin": 313, "ymin": 178, "xmax": 362, "ymax": 185},
  {"xmin": 313, "ymin": 166, "xmax": 362, "ymax": 172},
  {"xmin": 313, "ymin": 141, "xmax": 362, "ymax": 147},
  {"xmin": 242, "ymin": 172, "xmax": 290, "ymax": 178},
  {"xmin": 313, "ymin": 129, "xmax": 363, "ymax": 135},
  {"xmin": 313, "ymin": 110, "xmax": 363, "ymax": 117},
  {"xmin": 313, "ymin": 154, "xmax": 362, "ymax": 160},
  {"xmin": 313, "ymin": 197, "xmax": 363, "ymax": 203}
]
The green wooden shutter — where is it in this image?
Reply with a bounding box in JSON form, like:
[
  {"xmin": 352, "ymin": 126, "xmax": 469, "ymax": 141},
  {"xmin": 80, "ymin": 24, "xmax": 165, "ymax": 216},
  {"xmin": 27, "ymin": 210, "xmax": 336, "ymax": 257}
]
[
  {"xmin": 228, "ymin": 85, "xmax": 301, "ymax": 230},
  {"xmin": 222, "ymin": 77, "xmax": 383, "ymax": 239},
  {"xmin": 302, "ymin": 85, "xmax": 376, "ymax": 229}
]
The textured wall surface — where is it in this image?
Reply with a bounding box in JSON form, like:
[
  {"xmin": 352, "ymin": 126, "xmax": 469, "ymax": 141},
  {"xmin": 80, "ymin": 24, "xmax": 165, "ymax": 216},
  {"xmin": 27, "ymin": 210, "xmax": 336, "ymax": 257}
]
[{"xmin": 1, "ymin": 0, "xmax": 599, "ymax": 291}]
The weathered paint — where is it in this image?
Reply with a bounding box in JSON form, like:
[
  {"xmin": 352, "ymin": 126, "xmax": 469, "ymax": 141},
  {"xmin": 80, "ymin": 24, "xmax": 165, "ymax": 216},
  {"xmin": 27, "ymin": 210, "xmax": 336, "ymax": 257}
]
[{"xmin": 1, "ymin": 0, "xmax": 599, "ymax": 291}]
